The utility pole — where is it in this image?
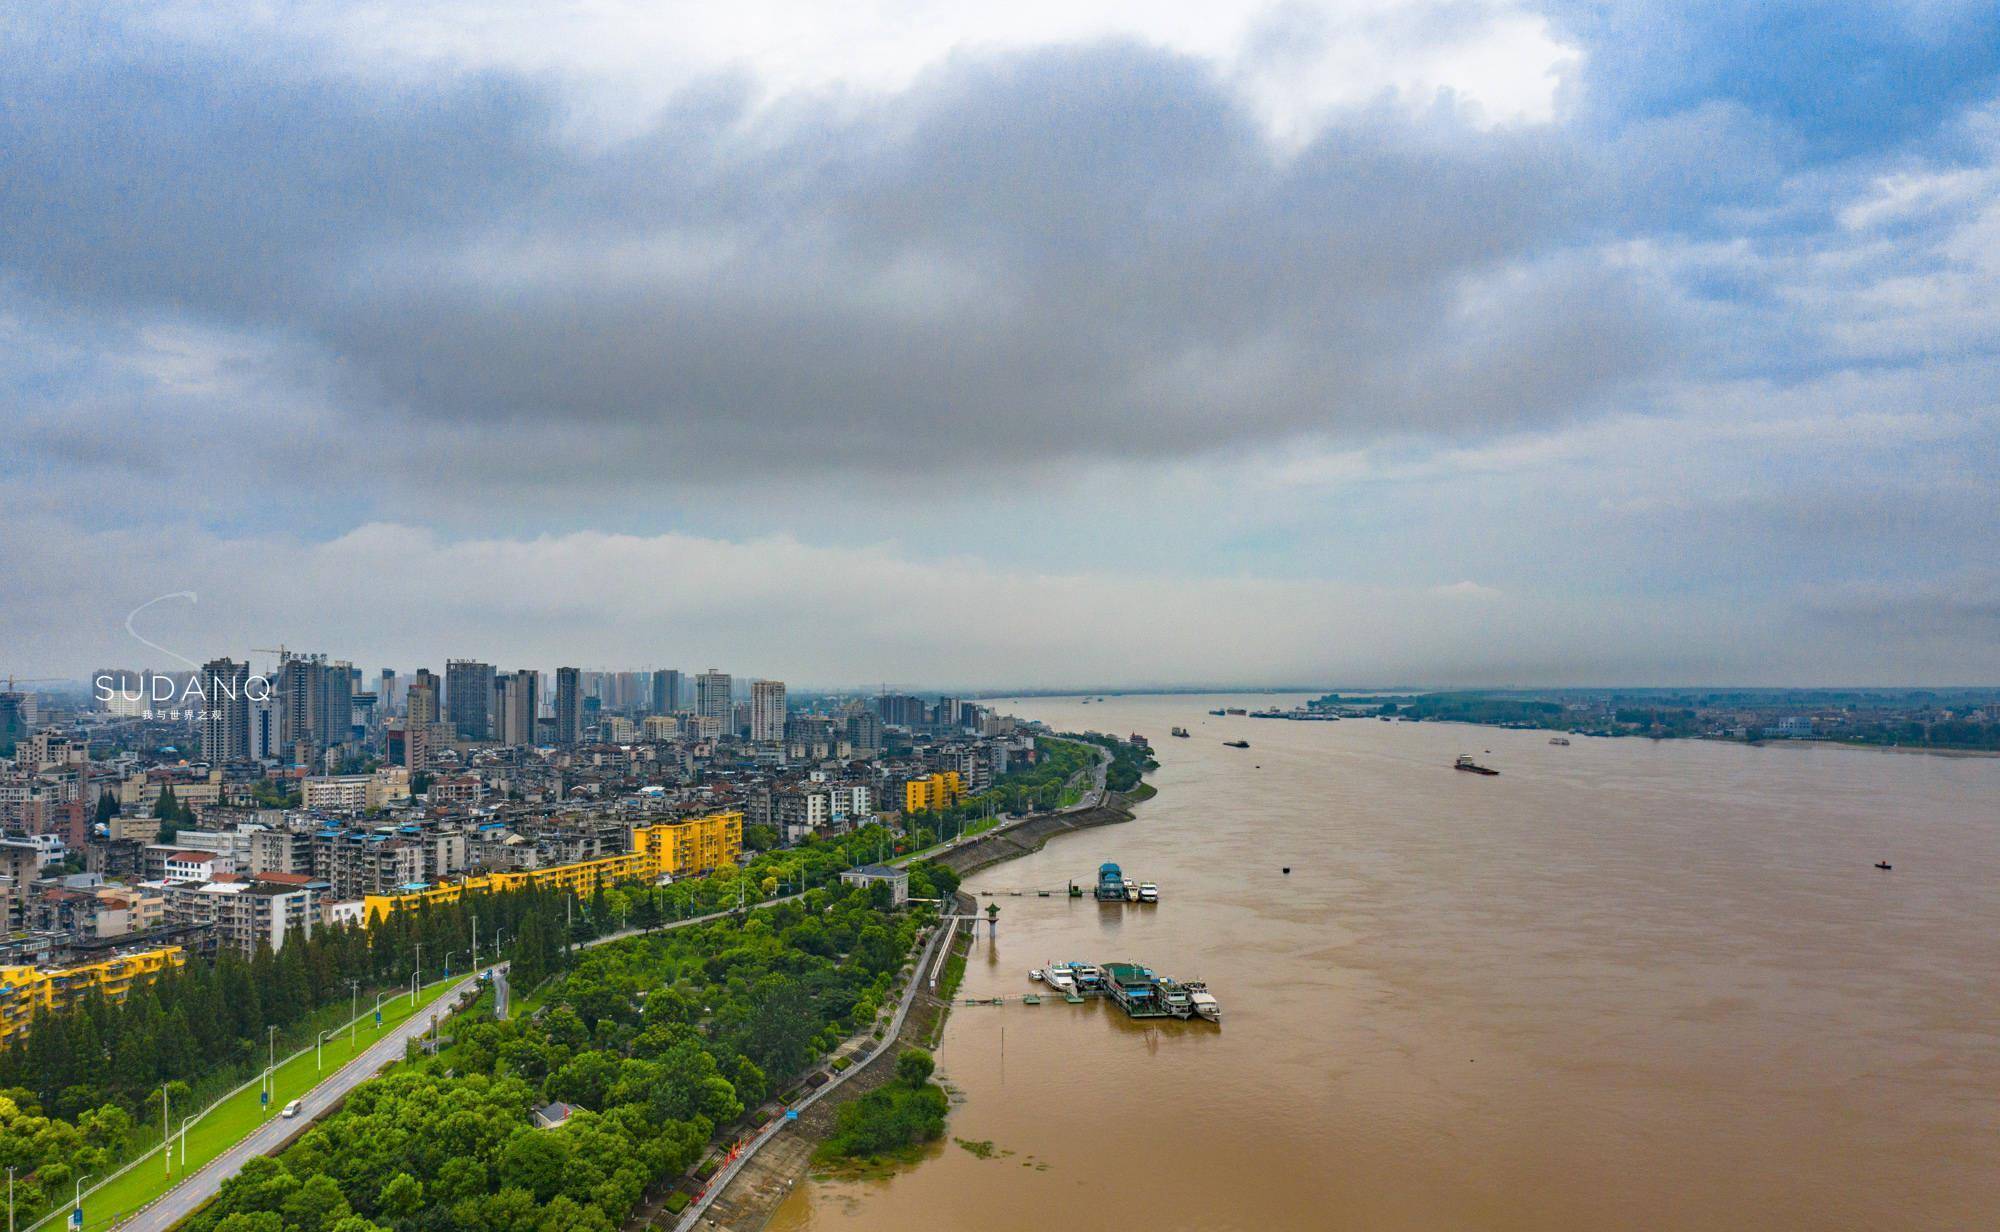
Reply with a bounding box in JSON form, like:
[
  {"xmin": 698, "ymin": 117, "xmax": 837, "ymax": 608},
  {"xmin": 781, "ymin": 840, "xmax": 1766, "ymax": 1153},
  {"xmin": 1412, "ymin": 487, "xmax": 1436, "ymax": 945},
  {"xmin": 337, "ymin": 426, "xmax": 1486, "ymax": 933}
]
[
  {"xmin": 348, "ymin": 979, "xmax": 360, "ymax": 1044},
  {"xmin": 471, "ymin": 912, "xmax": 479, "ymax": 973},
  {"xmin": 162, "ymin": 1085, "xmax": 171, "ymax": 1177}
]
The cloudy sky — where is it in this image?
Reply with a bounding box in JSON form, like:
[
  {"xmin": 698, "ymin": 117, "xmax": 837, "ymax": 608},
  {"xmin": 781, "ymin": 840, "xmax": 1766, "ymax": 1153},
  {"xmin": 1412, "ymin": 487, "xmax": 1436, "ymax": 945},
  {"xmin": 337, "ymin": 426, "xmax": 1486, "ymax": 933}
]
[{"xmin": 3, "ymin": 1, "xmax": 1997, "ymax": 689}]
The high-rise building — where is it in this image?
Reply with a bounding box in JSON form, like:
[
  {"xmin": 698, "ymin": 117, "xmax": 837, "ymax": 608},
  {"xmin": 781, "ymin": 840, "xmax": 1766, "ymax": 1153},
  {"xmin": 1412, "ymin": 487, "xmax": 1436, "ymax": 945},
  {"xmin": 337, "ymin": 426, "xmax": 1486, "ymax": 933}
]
[
  {"xmin": 379, "ymin": 669, "xmax": 397, "ymax": 713},
  {"xmin": 496, "ymin": 669, "xmax": 540, "ymax": 746},
  {"xmin": 445, "ymin": 659, "xmax": 496, "ymax": 741},
  {"xmin": 750, "ymin": 679, "xmax": 787, "ymax": 743},
  {"xmin": 876, "ymin": 693, "xmax": 924, "ymax": 727},
  {"xmin": 401, "ymin": 668, "xmax": 443, "ymax": 770},
  {"xmin": 697, "ymin": 669, "xmax": 733, "ymax": 732},
  {"xmin": 554, "ymin": 667, "xmax": 583, "ymax": 746},
  {"xmin": 250, "ymin": 692, "xmax": 279, "ymax": 761},
  {"xmin": 651, "ymin": 668, "xmax": 683, "ymax": 714},
  {"xmin": 276, "ymin": 653, "xmax": 352, "ymax": 764},
  {"xmin": 198, "ymin": 658, "xmax": 251, "ymax": 763},
  {"xmin": 408, "ymin": 669, "xmax": 441, "ymax": 726},
  {"xmin": 613, "ymin": 671, "xmax": 643, "ymax": 715},
  {"xmin": 0, "ymin": 693, "xmax": 29, "ymax": 757},
  {"xmin": 846, "ymin": 710, "xmax": 883, "ymax": 756}
]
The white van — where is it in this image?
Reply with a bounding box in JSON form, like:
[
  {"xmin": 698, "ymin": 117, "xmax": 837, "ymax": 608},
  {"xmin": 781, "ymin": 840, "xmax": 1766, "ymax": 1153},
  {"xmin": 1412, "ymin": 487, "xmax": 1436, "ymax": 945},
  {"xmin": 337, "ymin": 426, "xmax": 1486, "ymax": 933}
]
[{"xmin": 281, "ymin": 1100, "xmax": 302, "ymax": 1118}]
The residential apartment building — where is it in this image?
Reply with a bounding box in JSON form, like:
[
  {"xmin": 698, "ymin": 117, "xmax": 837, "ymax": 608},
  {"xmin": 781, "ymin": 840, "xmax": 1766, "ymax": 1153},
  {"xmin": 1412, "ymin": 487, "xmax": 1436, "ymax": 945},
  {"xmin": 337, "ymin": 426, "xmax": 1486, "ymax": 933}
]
[
  {"xmin": 750, "ymin": 679, "xmax": 787, "ymax": 744},
  {"xmin": 0, "ymin": 947, "xmax": 186, "ymax": 1041}
]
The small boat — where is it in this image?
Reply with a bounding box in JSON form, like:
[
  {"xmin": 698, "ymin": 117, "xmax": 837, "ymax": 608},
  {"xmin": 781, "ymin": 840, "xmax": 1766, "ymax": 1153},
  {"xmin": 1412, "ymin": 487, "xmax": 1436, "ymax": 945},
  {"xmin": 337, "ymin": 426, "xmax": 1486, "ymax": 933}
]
[
  {"xmin": 1282, "ymin": 866, "xmax": 1291, "ymax": 875},
  {"xmin": 1170, "ymin": 727, "xmax": 1191, "ymax": 738},
  {"xmin": 1124, "ymin": 880, "xmax": 1140, "ymax": 902},
  {"xmin": 1185, "ymin": 981, "xmax": 1221, "ymax": 1023},
  {"xmin": 1224, "ymin": 739, "xmax": 1250, "ymax": 749},
  {"xmin": 1207, "ymin": 709, "xmax": 1225, "ymax": 716},
  {"xmin": 1044, "ymin": 962, "xmax": 1077, "ymax": 992},
  {"xmin": 1138, "ymin": 882, "xmax": 1158, "ymax": 903},
  {"xmin": 1874, "ymin": 861, "xmax": 1893, "ymax": 870},
  {"xmin": 1454, "ymin": 754, "xmax": 1499, "ymax": 776},
  {"xmin": 1030, "ymin": 969, "xmax": 1044, "ymax": 982},
  {"xmin": 1549, "ymin": 737, "xmax": 1571, "ymax": 746}
]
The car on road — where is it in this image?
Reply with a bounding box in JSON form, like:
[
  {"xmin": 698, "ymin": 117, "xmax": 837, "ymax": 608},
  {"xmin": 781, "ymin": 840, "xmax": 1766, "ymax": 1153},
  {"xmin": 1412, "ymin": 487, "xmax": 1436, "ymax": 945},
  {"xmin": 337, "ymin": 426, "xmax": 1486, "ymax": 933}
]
[{"xmin": 282, "ymin": 1100, "xmax": 302, "ymax": 1118}]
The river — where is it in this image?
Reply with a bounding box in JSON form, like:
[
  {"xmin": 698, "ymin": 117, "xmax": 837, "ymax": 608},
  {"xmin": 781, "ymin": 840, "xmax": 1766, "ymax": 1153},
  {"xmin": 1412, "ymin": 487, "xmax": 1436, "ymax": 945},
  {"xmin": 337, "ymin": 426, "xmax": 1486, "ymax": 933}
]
[{"xmin": 769, "ymin": 693, "xmax": 2000, "ymax": 1231}]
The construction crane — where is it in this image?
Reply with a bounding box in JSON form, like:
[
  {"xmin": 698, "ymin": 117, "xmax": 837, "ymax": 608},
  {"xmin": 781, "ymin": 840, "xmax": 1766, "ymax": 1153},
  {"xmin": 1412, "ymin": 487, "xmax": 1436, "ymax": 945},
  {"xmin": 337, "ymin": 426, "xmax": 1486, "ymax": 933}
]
[{"xmin": 1, "ymin": 675, "xmax": 62, "ymax": 691}]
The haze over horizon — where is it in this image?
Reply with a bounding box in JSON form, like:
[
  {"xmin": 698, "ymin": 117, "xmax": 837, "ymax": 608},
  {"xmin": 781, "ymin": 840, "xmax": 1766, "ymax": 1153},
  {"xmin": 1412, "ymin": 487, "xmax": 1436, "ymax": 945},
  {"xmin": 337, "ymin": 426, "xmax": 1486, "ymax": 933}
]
[{"xmin": 4, "ymin": 2, "xmax": 1997, "ymax": 686}]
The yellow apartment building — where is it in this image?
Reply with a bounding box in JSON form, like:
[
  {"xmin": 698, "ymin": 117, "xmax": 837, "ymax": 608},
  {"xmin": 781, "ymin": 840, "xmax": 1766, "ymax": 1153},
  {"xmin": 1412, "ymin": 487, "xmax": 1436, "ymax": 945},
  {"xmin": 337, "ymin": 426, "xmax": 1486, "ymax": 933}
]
[
  {"xmin": 364, "ymin": 811, "xmax": 743, "ymax": 923},
  {"xmin": 0, "ymin": 947, "xmax": 186, "ymax": 1041},
  {"xmin": 903, "ymin": 771, "xmax": 965, "ymax": 814}
]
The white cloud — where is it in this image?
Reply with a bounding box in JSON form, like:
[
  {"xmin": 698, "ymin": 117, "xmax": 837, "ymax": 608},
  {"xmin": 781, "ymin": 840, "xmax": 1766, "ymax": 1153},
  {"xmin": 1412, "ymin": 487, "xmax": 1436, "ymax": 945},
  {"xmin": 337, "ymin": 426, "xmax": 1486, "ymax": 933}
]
[
  {"xmin": 1, "ymin": 517, "xmax": 1870, "ymax": 688},
  {"xmin": 148, "ymin": 0, "xmax": 1578, "ymax": 143},
  {"xmin": 1431, "ymin": 580, "xmax": 1502, "ymax": 599}
]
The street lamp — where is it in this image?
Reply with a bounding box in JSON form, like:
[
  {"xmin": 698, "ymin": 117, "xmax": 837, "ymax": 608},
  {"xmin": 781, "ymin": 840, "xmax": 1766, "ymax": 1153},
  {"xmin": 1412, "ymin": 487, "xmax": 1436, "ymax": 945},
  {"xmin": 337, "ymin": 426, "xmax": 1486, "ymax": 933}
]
[
  {"xmin": 317, "ymin": 1029, "xmax": 339, "ymax": 1072},
  {"xmin": 178, "ymin": 1114, "xmax": 199, "ymax": 1167},
  {"xmin": 348, "ymin": 978, "xmax": 360, "ymax": 1045},
  {"xmin": 162, "ymin": 1084, "xmax": 172, "ymax": 1177},
  {"xmin": 443, "ymin": 950, "xmax": 462, "ymax": 978},
  {"xmin": 71, "ymin": 1173, "xmax": 93, "ymax": 1230},
  {"xmin": 264, "ymin": 1025, "xmax": 279, "ymax": 1114}
]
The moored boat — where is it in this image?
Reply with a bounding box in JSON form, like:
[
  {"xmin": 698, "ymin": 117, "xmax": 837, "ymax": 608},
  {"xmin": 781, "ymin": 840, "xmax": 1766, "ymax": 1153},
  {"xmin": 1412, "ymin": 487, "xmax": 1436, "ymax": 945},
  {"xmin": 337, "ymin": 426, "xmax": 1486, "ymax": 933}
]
[{"xmin": 1184, "ymin": 981, "xmax": 1221, "ymax": 1023}]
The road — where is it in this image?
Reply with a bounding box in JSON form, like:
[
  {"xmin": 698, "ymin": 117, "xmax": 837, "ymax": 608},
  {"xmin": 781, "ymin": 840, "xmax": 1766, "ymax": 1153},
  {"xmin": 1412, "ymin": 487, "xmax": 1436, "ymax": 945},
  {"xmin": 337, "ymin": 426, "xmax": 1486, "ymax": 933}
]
[
  {"xmin": 110, "ymin": 900, "xmax": 785, "ymax": 1231},
  {"xmin": 105, "ymin": 768, "xmax": 1112, "ymax": 1231},
  {"xmin": 672, "ymin": 919, "xmax": 950, "ymax": 1232},
  {"xmin": 115, "ymin": 975, "xmax": 478, "ymax": 1232}
]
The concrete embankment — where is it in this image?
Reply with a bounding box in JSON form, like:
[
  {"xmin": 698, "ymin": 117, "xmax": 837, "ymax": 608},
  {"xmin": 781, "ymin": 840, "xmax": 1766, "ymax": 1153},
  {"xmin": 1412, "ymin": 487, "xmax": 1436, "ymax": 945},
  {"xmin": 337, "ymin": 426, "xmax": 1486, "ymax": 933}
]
[{"xmin": 935, "ymin": 787, "xmax": 1149, "ymax": 878}]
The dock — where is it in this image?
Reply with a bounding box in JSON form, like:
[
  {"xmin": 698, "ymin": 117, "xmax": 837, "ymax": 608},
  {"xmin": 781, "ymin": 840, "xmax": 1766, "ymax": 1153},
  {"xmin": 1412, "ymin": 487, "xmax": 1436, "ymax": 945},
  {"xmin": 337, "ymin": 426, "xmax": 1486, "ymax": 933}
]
[{"xmin": 978, "ymin": 960, "xmax": 1219, "ymax": 1022}]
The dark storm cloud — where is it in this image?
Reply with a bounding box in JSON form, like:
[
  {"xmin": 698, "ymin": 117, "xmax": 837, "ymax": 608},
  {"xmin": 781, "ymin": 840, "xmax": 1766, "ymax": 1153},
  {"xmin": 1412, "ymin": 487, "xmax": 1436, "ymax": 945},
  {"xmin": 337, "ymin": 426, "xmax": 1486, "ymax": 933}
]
[{"xmin": 1, "ymin": 14, "xmax": 1679, "ymax": 479}]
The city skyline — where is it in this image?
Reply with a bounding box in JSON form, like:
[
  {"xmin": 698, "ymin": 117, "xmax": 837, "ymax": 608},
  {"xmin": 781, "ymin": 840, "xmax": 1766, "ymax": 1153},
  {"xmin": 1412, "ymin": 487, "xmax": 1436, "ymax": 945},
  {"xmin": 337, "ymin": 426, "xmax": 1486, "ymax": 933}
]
[{"xmin": 3, "ymin": 3, "xmax": 1997, "ymax": 686}]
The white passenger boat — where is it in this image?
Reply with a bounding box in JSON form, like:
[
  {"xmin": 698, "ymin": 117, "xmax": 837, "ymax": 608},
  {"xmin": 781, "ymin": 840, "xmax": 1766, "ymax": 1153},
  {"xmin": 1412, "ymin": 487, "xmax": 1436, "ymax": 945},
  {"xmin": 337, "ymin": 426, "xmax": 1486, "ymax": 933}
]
[
  {"xmin": 1139, "ymin": 882, "xmax": 1158, "ymax": 903},
  {"xmin": 1043, "ymin": 962, "xmax": 1076, "ymax": 992},
  {"xmin": 1184, "ymin": 980, "xmax": 1221, "ymax": 1023}
]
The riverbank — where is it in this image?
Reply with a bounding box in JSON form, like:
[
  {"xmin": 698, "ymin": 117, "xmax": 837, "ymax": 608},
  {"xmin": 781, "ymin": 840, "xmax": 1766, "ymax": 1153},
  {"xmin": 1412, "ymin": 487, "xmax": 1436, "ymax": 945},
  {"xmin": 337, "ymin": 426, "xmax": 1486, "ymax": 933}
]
[
  {"xmin": 681, "ymin": 782, "xmax": 1154, "ymax": 1232},
  {"xmin": 934, "ymin": 787, "xmax": 1146, "ymax": 878}
]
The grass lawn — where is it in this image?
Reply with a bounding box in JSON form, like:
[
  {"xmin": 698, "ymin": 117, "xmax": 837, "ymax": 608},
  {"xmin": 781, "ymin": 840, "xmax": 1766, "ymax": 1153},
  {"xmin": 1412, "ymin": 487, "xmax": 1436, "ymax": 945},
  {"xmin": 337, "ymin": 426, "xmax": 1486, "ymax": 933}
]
[{"xmin": 62, "ymin": 975, "xmax": 466, "ymax": 1232}]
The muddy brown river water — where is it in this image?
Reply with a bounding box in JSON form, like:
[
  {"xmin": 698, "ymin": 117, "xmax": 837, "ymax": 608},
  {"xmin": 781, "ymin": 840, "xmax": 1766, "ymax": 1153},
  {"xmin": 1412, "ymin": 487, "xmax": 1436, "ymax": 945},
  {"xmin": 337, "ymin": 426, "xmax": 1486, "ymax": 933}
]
[{"xmin": 770, "ymin": 693, "xmax": 2000, "ymax": 1231}]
